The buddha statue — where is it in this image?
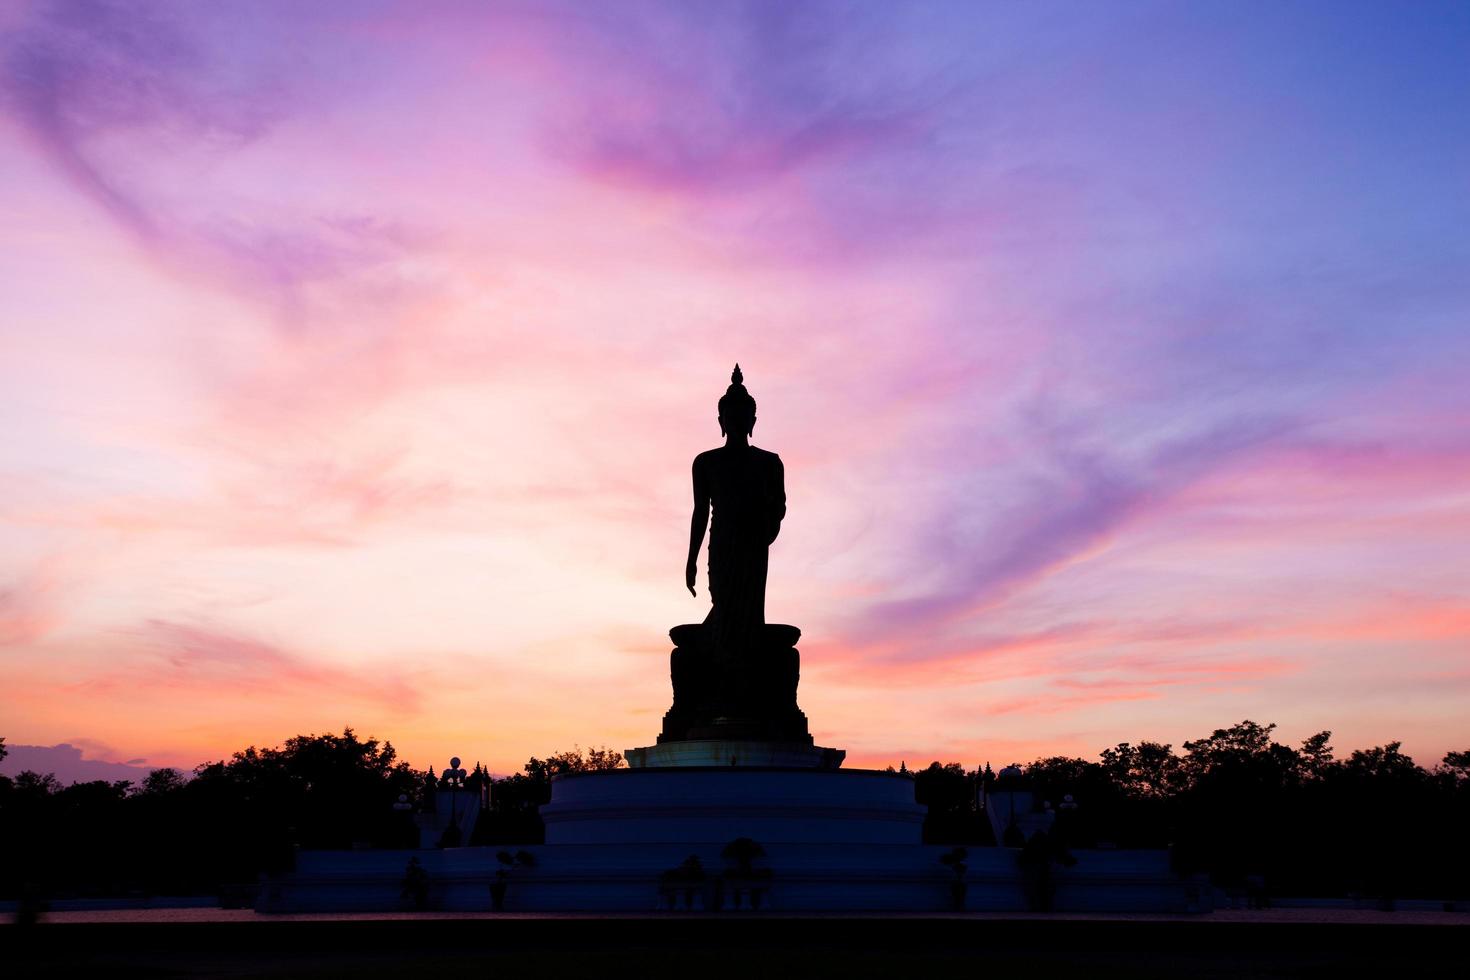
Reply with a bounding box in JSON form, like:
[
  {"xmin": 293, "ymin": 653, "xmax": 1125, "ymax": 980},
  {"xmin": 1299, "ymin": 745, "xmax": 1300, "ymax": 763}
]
[
  {"xmin": 631, "ymin": 363, "xmax": 836, "ymax": 761},
  {"xmin": 684, "ymin": 364, "xmax": 786, "ymax": 669}
]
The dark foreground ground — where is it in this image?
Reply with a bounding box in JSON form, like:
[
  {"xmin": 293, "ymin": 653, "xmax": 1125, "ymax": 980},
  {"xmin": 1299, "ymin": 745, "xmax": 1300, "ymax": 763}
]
[{"xmin": 5, "ymin": 912, "xmax": 1467, "ymax": 979}]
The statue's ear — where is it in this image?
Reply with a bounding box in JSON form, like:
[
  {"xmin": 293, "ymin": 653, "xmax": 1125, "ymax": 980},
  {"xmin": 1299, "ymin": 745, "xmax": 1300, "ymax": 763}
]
[
  {"xmin": 718, "ymin": 415, "xmax": 726, "ymax": 437},
  {"xmin": 749, "ymin": 416, "xmax": 756, "ymax": 436}
]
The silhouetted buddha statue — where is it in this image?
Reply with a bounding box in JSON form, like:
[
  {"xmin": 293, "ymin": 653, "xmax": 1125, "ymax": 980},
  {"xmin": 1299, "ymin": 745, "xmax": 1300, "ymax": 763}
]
[
  {"xmin": 649, "ymin": 365, "xmax": 812, "ymax": 747},
  {"xmin": 684, "ymin": 364, "xmax": 786, "ymax": 667},
  {"xmin": 622, "ymin": 363, "xmax": 842, "ymax": 764}
]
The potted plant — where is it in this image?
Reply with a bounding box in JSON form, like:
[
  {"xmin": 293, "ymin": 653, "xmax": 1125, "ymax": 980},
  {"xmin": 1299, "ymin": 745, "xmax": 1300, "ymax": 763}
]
[
  {"xmin": 939, "ymin": 847, "xmax": 968, "ymax": 911},
  {"xmin": 490, "ymin": 849, "xmax": 535, "ymax": 911},
  {"xmin": 658, "ymin": 855, "xmax": 707, "ymax": 911},
  {"xmin": 720, "ymin": 837, "xmax": 772, "ymax": 910}
]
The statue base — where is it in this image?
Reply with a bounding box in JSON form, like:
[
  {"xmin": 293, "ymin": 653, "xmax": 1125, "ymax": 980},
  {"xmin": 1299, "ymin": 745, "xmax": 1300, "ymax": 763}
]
[
  {"xmin": 624, "ymin": 739, "xmax": 845, "ymax": 769},
  {"xmin": 658, "ymin": 623, "xmax": 815, "ymax": 744}
]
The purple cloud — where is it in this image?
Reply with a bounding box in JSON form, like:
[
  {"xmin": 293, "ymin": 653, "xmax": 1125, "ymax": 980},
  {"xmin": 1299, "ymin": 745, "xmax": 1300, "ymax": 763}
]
[
  {"xmin": 536, "ymin": 2, "xmax": 945, "ymax": 195},
  {"xmin": 855, "ymin": 410, "xmax": 1292, "ymax": 646},
  {"xmin": 0, "ymin": 742, "xmax": 157, "ymax": 785},
  {"xmin": 0, "ymin": 1, "xmax": 424, "ymax": 329},
  {"xmin": 0, "ymin": 0, "xmax": 273, "ymax": 239}
]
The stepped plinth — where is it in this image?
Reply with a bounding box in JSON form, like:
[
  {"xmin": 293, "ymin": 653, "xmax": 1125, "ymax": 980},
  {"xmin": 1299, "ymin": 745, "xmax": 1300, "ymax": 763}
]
[{"xmin": 624, "ymin": 623, "xmax": 845, "ymax": 769}]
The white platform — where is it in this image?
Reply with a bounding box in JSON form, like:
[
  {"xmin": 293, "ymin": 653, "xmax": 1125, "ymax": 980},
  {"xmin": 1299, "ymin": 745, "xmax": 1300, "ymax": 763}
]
[
  {"xmin": 259, "ymin": 766, "xmax": 1207, "ymax": 913},
  {"xmin": 261, "ymin": 843, "xmax": 1206, "ymax": 913},
  {"xmin": 624, "ymin": 740, "xmax": 844, "ymax": 769},
  {"xmin": 540, "ymin": 767, "xmax": 923, "ymax": 845}
]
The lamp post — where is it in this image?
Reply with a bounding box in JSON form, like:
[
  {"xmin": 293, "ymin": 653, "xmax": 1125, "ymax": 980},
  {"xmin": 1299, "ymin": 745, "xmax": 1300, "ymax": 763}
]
[
  {"xmin": 442, "ymin": 756, "xmax": 467, "ymax": 847},
  {"xmin": 1057, "ymin": 793, "xmax": 1079, "ymax": 850},
  {"xmin": 392, "ymin": 792, "xmax": 413, "ymax": 849},
  {"xmin": 999, "ymin": 763, "xmax": 1024, "ymax": 842}
]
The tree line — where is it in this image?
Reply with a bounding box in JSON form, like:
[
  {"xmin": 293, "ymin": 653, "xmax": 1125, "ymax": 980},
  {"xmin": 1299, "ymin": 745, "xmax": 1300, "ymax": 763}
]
[
  {"xmin": 1, "ymin": 723, "xmax": 1466, "ymax": 901},
  {"xmin": 907, "ymin": 721, "xmax": 1469, "ymax": 899},
  {"xmin": 0, "ymin": 732, "xmax": 622, "ymax": 901}
]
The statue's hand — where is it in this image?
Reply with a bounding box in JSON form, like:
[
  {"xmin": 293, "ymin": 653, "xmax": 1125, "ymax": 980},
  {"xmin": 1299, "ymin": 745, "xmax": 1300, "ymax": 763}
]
[{"xmin": 685, "ymin": 559, "xmax": 697, "ymax": 597}]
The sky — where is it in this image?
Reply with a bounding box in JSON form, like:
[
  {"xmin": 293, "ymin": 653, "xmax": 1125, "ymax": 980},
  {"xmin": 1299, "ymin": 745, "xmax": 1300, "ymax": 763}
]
[{"xmin": 1, "ymin": 0, "xmax": 1468, "ymax": 783}]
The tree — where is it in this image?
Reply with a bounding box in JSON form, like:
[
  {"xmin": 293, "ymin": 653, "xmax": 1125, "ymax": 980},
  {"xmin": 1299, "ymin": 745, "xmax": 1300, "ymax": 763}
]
[
  {"xmin": 137, "ymin": 768, "xmax": 186, "ymax": 796},
  {"xmin": 1099, "ymin": 741, "xmax": 1181, "ymax": 798},
  {"xmin": 522, "ymin": 745, "xmax": 624, "ymax": 782},
  {"xmin": 1298, "ymin": 731, "xmax": 1335, "ymax": 779},
  {"xmin": 913, "ymin": 762, "xmax": 989, "ymax": 844},
  {"xmin": 1026, "ymin": 756, "xmax": 1130, "ymax": 848},
  {"xmin": 1179, "ymin": 721, "xmax": 1299, "ymax": 787},
  {"xmin": 475, "ymin": 746, "xmax": 626, "ymax": 845},
  {"xmin": 190, "ymin": 728, "xmax": 423, "ymax": 856},
  {"xmin": 13, "ymin": 771, "xmax": 61, "ymax": 797},
  {"xmin": 1340, "ymin": 742, "xmax": 1422, "ymax": 782},
  {"xmin": 1170, "ymin": 722, "xmax": 1302, "ymax": 886},
  {"xmin": 1026, "ymin": 756, "xmax": 1097, "ymax": 791},
  {"xmin": 1436, "ymin": 750, "xmax": 1470, "ymax": 784},
  {"xmin": 913, "ymin": 762, "xmax": 969, "ymax": 808}
]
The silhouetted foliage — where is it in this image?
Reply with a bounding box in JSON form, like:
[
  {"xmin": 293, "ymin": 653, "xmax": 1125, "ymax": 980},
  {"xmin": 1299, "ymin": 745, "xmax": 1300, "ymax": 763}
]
[
  {"xmin": 1100, "ymin": 740, "xmax": 1184, "ymax": 799},
  {"xmin": 139, "ymin": 767, "xmax": 187, "ymax": 796},
  {"xmin": 0, "ymin": 728, "xmax": 423, "ymax": 900},
  {"xmin": 473, "ymin": 745, "xmax": 625, "ymax": 845},
  {"xmin": 911, "ymin": 761, "xmax": 992, "ymax": 844},
  {"xmin": 901, "ymin": 720, "xmax": 1469, "ymax": 900},
  {"xmin": 3, "ymin": 723, "xmax": 1465, "ymax": 902},
  {"xmin": 522, "ymin": 745, "xmax": 625, "ymax": 781},
  {"xmin": 721, "ymin": 836, "xmax": 767, "ymax": 877},
  {"xmin": 1439, "ymin": 750, "xmax": 1470, "ymax": 783},
  {"xmin": 189, "ymin": 728, "xmax": 423, "ymax": 879}
]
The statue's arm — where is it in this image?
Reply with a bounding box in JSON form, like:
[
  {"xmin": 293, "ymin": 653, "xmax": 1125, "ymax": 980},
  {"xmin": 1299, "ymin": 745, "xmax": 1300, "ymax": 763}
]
[
  {"xmin": 768, "ymin": 454, "xmax": 786, "ymax": 544},
  {"xmin": 685, "ymin": 457, "xmax": 710, "ymax": 596}
]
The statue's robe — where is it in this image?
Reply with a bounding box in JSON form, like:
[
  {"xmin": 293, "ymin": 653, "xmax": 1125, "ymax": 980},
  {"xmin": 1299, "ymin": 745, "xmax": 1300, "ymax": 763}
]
[{"xmin": 693, "ymin": 445, "xmax": 786, "ymax": 681}]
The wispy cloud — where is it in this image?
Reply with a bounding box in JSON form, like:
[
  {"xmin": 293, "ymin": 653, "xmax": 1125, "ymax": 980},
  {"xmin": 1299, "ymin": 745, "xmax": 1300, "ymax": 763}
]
[
  {"xmin": 70, "ymin": 619, "xmax": 423, "ymax": 713},
  {"xmin": 0, "ymin": 1, "xmax": 431, "ymax": 329},
  {"xmin": 853, "ymin": 410, "xmax": 1292, "ymax": 644},
  {"xmin": 532, "ymin": 3, "xmax": 934, "ymax": 193},
  {"xmin": 1, "ymin": 0, "xmax": 273, "ymax": 238},
  {"xmin": 0, "ymin": 560, "xmax": 60, "ymax": 646}
]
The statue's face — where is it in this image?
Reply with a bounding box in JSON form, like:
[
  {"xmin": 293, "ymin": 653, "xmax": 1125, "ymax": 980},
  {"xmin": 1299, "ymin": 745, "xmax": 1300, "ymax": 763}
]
[{"xmin": 719, "ymin": 409, "xmax": 756, "ymax": 437}]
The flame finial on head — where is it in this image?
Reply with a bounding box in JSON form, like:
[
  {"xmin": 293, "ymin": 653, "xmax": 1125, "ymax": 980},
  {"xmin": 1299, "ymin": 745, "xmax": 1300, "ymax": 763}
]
[{"xmin": 718, "ymin": 362, "xmax": 756, "ymax": 425}]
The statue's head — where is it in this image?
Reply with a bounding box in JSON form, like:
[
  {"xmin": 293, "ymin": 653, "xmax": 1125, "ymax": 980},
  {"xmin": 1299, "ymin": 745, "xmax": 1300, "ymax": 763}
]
[{"xmin": 718, "ymin": 363, "xmax": 757, "ymax": 437}]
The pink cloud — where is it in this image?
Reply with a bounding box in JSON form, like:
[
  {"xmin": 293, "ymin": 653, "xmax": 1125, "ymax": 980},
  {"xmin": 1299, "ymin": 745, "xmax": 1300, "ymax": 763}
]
[
  {"xmin": 0, "ymin": 561, "xmax": 60, "ymax": 646},
  {"xmin": 68, "ymin": 619, "xmax": 423, "ymax": 713}
]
